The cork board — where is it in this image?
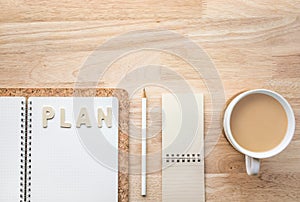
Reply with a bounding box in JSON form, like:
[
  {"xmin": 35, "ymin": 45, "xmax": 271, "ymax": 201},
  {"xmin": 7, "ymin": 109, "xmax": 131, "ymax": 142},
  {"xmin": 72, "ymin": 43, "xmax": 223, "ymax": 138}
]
[{"xmin": 0, "ymin": 88, "xmax": 129, "ymax": 202}]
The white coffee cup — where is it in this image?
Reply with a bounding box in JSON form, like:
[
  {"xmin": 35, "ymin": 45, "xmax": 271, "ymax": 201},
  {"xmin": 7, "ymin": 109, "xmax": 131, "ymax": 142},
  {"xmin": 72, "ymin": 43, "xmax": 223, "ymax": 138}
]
[{"xmin": 223, "ymin": 89, "xmax": 295, "ymax": 175}]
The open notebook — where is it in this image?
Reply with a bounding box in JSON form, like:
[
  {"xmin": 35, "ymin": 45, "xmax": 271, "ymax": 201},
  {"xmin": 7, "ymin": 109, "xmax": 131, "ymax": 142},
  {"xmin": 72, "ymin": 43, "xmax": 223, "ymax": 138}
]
[{"xmin": 0, "ymin": 97, "xmax": 119, "ymax": 202}]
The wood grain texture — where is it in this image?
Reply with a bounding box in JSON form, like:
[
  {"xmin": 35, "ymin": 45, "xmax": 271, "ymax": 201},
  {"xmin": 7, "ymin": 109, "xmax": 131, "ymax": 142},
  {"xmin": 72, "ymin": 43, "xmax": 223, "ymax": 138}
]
[{"xmin": 0, "ymin": 0, "xmax": 300, "ymax": 201}]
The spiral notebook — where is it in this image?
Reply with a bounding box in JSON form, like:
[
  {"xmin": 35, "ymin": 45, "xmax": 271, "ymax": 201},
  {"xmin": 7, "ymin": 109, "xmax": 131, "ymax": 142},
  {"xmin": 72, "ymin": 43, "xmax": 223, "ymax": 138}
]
[
  {"xmin": 162, "ymin": 93, "xmax": 205, "ymax": 202},
  {"xmin": 0, "ymin": 96, "xmax": 121, "ymax": 202}
]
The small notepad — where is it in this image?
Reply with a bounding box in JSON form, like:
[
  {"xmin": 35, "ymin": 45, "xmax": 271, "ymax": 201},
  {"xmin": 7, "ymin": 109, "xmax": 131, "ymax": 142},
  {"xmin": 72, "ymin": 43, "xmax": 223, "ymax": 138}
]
[{"xmin": 162, "ymin": 94, "xmax": 205, "ymax": 202}]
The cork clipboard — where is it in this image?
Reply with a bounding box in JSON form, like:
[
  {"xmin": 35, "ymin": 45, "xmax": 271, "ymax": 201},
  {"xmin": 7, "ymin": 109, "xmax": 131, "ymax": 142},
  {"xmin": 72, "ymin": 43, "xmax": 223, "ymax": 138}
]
[{"xmin": 0, "ymin": 88, "xmax": 129, "ymax": 202}]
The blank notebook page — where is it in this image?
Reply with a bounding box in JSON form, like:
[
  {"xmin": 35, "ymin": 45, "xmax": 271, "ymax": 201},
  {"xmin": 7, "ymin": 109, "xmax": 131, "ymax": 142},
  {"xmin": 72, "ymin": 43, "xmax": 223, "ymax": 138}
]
[
  {"xmin": 28, "ymin": 97, "xmax": 118, "ymax": 202},
  {"xmin": 0, "ymin": 97, "xmax": 25, "ymax": 202}
]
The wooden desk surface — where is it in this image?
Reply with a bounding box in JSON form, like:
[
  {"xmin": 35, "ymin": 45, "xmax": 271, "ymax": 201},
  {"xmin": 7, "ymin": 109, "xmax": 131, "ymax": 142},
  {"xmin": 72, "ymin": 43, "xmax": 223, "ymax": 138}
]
[{"xmin": 0, "ymin": 1, "xmax": 299, "ymax": 201}]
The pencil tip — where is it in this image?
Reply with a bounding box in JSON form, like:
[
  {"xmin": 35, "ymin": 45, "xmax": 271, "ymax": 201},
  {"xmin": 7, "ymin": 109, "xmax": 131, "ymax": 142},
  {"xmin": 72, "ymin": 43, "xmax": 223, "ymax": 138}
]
[{"xmin": 142, "ymin": 88, "xmax": 147, "ymax": 98}]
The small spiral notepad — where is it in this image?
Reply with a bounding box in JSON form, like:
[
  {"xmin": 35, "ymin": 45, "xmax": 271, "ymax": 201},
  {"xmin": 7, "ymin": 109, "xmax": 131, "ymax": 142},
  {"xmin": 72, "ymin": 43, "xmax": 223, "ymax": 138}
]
[{"xmin": 162, "ymin": 93, "xmax": 205, "ymax": 202}]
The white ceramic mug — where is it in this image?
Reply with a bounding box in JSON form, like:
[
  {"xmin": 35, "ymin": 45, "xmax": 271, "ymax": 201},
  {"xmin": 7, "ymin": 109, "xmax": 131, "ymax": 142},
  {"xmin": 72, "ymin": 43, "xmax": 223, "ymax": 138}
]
[{"xmin": 223, "ymin": 89, "xmax": 295, "ymax": 175}]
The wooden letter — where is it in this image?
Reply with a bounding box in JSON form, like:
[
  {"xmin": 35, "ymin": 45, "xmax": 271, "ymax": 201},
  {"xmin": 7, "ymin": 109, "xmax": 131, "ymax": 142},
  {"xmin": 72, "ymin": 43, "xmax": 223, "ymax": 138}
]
[
  {"xmin": 76, "ymin": 107, "xmax": 91, "ymax": 128},
  {"xmin": 98, "ymin": 107, "xmax": 112, "ymax": 128},
  {"xmin": 60, "ymin": 108, "xmax": 72, "ymax": 128},
  {"xmin": 42, "ymin": 106, "xmax": 55, "ymax": 128}
]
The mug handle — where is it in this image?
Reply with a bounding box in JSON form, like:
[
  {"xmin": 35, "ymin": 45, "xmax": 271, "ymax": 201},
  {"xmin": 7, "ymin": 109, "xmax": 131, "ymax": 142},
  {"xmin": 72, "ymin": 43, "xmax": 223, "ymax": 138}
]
[{"xmin": 245, "ymin": 155, "xmax": 260, "ymax": 175}]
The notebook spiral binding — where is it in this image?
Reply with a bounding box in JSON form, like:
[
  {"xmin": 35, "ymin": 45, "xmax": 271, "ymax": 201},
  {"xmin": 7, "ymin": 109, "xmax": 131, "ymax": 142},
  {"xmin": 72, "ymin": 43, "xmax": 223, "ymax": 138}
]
[
  {"xmin": 20, "ymin": 100, "xmax": 25, "ymax": 202},
  {"xmin": 26, "ymin": 100, "xmax": 33, "ymax": 202},
  {"xmin": 163, "ymin": 153, "xmax": 201, "ymax": 163}
]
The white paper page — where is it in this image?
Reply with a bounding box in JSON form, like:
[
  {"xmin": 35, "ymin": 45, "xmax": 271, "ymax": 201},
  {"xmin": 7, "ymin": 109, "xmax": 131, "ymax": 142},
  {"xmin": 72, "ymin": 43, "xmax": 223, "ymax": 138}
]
[
  {"xmin": 28, "ymin": 97, "xmax": 118, "ymax": 202},
  {"xmin": 0, "ymin": 97, "xmax": 25, "ymax": 201}
]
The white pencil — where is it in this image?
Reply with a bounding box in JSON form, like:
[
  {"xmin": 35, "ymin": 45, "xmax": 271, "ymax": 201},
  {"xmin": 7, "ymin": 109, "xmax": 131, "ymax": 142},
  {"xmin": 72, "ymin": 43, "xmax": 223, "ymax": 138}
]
[{"xmin": 141, "ymin": 88, "xmax": 147, "ymax": 196}]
